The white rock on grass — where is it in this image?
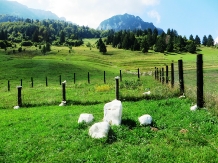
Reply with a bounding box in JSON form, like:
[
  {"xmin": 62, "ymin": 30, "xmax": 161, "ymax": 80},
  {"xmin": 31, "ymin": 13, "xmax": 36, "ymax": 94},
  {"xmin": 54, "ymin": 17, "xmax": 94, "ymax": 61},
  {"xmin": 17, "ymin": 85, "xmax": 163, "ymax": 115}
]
[
  {"xmin": 103, "ymin": 99, "xmax": 122, "ymax": 125},
  {"xmin": 179, "ymin": 93, "xmax": 185, "ymax": 99},
  {"xmin": 143, "ymin": 88, "xmax": 151, "ymax": 95},
  {"xmin": 59, "ymin": 101, "xmax": 66, "ymax": 106},
  {"xmin": 190, "ymin": 104, "xmax": 198, "ymax": 111},
  {"xmin": 143, "ymin": 91, "xmax": 151, "ymax": 95},
  {"xmin": 13, "ymin": 106, "xmax": 20, "ymax": 109},
  {"xmin": 138, "ymin": 114, "xmax": 152, "ymax": 125},
  {"xmin": 78, "ymin": 113, "xmax": 94, "ymax": 123},
  {"xmin": 89, "ymin": 122, "xmax": 110, "ymax": 139}
]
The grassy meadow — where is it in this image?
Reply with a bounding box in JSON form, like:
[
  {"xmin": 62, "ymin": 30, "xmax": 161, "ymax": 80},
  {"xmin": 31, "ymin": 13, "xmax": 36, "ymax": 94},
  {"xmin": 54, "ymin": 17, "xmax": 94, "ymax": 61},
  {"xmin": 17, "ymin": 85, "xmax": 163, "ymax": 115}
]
[{"xmin": 0, "ymin": 40, "xmax": 218, "ymax": 162}]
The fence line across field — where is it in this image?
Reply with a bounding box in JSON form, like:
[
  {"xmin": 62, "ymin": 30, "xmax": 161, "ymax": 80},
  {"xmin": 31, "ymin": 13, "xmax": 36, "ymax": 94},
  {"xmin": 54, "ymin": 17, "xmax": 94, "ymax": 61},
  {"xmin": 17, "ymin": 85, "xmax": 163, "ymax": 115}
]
[{"xmin": 3, "ymin": 54, "xmax": 213, "ymax": 109}]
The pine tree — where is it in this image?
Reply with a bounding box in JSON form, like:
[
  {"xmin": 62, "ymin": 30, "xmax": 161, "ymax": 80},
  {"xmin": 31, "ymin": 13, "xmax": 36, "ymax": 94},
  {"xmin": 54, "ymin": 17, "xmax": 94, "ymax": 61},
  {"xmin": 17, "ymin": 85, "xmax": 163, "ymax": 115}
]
[
  {"xmin": 41, "ymin": 45, "xmax": 46, "ymax": 55},
  {"xmin": 59, "ymin": 30, "xmax": 65, "ymax": 44},
  {"xmin": 194, "ymin": 35, "xmax": 201, "ymax": 46},
  {"xmin": 202, "ymin": 35, "xmax": 208, "ymax": 46},
  {"xmin": 97, "ymin": 38, "xmax": 107, "ymax": 53},
  {"xmin": 154, "ymin": 36, "xmax": 166, "ymax": 53},
  {"xmin": 207, "ymin": 35, "xmax": 214, "ymax": 47},
  {"xmin": 141, "ymin": 37, "xmax": 149, "ymax": 53},
  {"xmin": 32, "ymin": 29, "xmax": 39, "ymax": 42},
  {"xmin": 46, "ymin": 42, "xmax": 51, "ymax": 52},
  {"xmin": 187, "ymin": 41, "xmax": 196, "ymax": 53},
  {"xmin": 189, "ymin": 34, "xmax": 194, "ymax": 41}
]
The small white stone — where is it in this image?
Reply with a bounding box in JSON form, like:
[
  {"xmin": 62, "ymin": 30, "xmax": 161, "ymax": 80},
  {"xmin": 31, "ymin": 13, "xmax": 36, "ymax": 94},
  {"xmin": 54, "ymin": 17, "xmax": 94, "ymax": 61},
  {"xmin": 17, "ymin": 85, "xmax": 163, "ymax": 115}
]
[
  {"xmin": 179, "ymin": 93, "xmax": 185, "ymax": 98},
  {"xmin": 143, "ymin": 91, "xmax": 151, "ymax": 95},
  {"xmin": 138, "ymin": 114, "xmax": 152, "ymax": 125},
  {"xmin": 13, "ymin": 106, "xmax": 20, "ymax": 109},
  {"xmin": 59, "ymin": 101, "xmax": 66, "ymax": 106},
  {"xmin": 190, "ymin": 104, "xmax": 198, "ymax": 111},
  {"xmin": 78, "ymin": 113, "xmax": 94, "ymax": 123}
]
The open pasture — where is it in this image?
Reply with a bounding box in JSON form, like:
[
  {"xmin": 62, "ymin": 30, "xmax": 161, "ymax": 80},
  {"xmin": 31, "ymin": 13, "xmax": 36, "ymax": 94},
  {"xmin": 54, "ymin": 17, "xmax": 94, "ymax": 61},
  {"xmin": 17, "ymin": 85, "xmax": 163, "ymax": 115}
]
[
  {"xmin": 1, "ymin": 42, "xmax": 218, "ymax": 162},
  {"xmin": 1, "ymin": 43, "xmax": 218, "ymax": 112}
]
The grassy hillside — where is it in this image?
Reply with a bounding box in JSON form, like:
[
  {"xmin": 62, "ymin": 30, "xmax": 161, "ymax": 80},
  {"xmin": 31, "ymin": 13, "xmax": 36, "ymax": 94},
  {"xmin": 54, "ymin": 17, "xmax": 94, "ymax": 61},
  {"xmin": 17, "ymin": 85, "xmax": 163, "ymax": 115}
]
[
  {"xmin": 1, "ymin": 42, "xmax": 218, "ymax": 111},
  {"xmin": 0, "ymin": 42, "xmax": 218, "ymax": 162}
]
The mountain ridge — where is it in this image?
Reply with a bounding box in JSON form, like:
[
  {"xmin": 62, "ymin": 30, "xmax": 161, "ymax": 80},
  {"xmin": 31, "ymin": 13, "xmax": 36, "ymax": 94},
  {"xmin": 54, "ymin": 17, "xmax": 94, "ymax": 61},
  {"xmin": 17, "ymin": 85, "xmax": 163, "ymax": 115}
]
[
  {"xmin": 97, "ymin": 13, "xmax": 164, "ymax": 33},
  {"xmin": 0, "ymin": 0, "xmax": 65, "ymax": 21}
]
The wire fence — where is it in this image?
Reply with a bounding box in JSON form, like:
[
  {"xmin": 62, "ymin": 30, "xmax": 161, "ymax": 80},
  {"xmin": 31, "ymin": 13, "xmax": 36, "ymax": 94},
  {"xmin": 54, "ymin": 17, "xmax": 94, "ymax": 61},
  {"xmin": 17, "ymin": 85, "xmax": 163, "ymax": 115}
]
[{"xmin": 155, "ymin": 54, "xmax": 218, "ymax": 111}]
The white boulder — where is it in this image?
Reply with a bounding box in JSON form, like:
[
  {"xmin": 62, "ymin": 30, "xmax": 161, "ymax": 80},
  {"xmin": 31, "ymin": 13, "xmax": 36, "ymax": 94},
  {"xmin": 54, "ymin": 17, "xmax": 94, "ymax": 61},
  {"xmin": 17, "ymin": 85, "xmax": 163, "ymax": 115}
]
[
  {"xmin": 138, "ymin": 114, "xmax": 152, "ymax": 125},
  {"xmin": 89, "ymin": 122, "xmax": 110, "ymax": 139},
  {"xmin": 103, "ymin": 99, "xmax": 122, "ymax": 125},
  {"xmin": 78, "ymin": 113, "xmax": 94, "ymax": 123}
]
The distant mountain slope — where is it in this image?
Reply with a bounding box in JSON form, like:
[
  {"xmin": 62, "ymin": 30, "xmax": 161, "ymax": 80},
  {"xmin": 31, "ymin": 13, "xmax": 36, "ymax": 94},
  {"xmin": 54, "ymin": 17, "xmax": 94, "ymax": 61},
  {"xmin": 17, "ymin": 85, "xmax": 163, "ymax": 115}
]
[
  {"xmin": 0, "ymin": 0, "xmax": 64, "ymax": 20},
  {"xmin": 97, "ymin": 13, "xmax": 163, "ymax": 34}
]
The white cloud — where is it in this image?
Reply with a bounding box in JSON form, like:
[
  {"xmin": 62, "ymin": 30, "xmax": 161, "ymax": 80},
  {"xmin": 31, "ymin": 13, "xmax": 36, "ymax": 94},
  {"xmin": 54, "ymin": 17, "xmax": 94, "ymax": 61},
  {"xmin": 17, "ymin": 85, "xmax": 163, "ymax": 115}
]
[
  {"xmin": 147, "ymin": 10, "xmax": 161, "ymax": 24},
  {"xmin": 141, "ymin": 0, "xmax": 160, "ymax": 5}
]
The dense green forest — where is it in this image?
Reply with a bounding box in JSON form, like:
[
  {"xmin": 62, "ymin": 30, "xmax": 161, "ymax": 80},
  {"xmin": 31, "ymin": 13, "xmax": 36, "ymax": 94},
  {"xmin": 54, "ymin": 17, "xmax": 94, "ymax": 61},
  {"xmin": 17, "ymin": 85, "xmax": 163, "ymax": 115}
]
[{"xmin": 0, "ymin": 15, "xmax": 215, "ymax": 54}]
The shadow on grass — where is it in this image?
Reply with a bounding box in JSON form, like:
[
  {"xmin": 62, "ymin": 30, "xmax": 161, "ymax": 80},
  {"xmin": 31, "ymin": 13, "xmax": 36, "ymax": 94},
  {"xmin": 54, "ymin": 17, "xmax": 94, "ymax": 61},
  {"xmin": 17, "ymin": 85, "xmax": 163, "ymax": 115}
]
[
  {"xmin": 122, "ymin": 118, "xmax": 137, "ymax": 129},
  {"xmin": 67, "ymin": 100, "xmax": 102, "ymax": 106},
  {"xmin": 20, "ymin": 100, "xmax": 102, "ymax": 108},
  {"xmin": 106, "ymin": 128, "xmax": 117, "ymax": 144},
  {"xmin": 120, "ymin": 94, "xmax": 180, "ymax": 102}
]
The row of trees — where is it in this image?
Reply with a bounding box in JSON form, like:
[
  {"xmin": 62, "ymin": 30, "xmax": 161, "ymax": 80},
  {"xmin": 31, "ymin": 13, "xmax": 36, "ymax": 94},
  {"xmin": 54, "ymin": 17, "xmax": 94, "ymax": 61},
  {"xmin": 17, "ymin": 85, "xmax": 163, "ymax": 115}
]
[{"xmin": 104, "ymin": 28, "xmax": 215, "ymax": 53}]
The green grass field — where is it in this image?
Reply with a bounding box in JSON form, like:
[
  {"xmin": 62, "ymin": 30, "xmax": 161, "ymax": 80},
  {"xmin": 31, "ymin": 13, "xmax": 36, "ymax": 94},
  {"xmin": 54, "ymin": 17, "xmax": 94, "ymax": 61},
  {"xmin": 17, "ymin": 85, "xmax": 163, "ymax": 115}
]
[{"xmin": 0, "ymin": 42, "xmax": 218, "ymax": 162}]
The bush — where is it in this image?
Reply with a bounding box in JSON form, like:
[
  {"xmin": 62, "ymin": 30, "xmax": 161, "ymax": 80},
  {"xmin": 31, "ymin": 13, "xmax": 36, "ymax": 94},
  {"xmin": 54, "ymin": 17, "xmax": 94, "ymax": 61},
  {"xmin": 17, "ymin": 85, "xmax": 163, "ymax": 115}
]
[
  {"xmin": 18, "ymin": 47, "xmax": 22, "ymax": 52},
  {"xmin": 0, "ymin": 41, "xmax": 12, "ymax": 48},
  {"xmin": 0, "ymin": 41, "xmax": 6, "ymax": 49},
  {"xmin": 21, "ymin": 41, "xmax": 33, "ymax": 46}
]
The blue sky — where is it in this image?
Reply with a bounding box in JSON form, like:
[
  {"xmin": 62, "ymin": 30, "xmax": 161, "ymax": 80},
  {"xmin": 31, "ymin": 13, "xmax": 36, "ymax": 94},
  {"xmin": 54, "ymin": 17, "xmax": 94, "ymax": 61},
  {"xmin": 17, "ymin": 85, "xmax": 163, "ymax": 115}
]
[{"xmin": 10, "ymin": 0, "xmax": 218, "ymax": 43}]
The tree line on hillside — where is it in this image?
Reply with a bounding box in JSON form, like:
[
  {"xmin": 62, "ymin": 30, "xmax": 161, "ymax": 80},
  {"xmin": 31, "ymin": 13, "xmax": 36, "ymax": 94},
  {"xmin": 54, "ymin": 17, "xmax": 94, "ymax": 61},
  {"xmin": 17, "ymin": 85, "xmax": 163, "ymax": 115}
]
[
  {"xmin": 104, "ymin": 28, "xmax": 215, "ymax": 53},
  {"xmin": 0, "ymin": 17, "xmax": 101, "ymax": 52},
  {"xmin": 0, "ymin": 15, "xmax": 216, "ymax": 54}
]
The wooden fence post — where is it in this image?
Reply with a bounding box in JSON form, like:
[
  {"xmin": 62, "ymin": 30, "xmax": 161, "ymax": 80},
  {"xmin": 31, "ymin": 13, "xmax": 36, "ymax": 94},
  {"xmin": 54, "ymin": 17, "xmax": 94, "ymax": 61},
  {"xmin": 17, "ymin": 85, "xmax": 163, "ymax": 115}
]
[
  {"xmin": 159, "ymin": 68, "xmax": 161, "ymax": 82},
  {"xmin": 46, "ymin": 76, "xmax": 48, "ymax": 87},
  {"xmin": 178, "ymin": 60, "xmax": 184, "ymax": 94},
  {"xmin": 115, "ymin": 76, "xmax": 119, "ymax": 100},
  {"xmin": 88, "ymin": 72, "xmax": 90, "ymax": 84},
  {"xmin": 162, "ymin": 68, "xmax": 164, "ymax": 84},
  {"xmin": 138, "ymin": 68, "xmax": 140, "ymax": 80},
  {"xmin": 104, "ymin": 71, "xmax": 106, "ymax": 84},
  {"xmin": 8, "ymin": 80, "xmax": 10, "ymax": 91},
  {"xmin": 155, "ymin": 67, "xmax": 157, "ymax": 80},
  {"xmin": 59, "ymin": 75, "xmax": 61, "ymax": 85},
  {"xmin": 120, "ymin": 70, "xmax": 122, "ymax": 82},
  {"xmin": 157, "ymin": 68, "xmax": 159, "ymax": 81},
  {"xmin": 166, "ymin": 65, "xmax": 169, "ymax": 84},
  {"xmin": 171, "ymin": 63, "xmax": 174, "ymax": 88},
  {"xmin": 31, "ymin": 77, "xmax": 33, "ymax": 88},
  {"xmin": 197, "ymin": 54, "xmax": 204, "ymax": 108},
  {"xmin": 17, "ymin": 86, "xmax": 22, "ymax": 107},
  {"xmin": 62, "ymin": 81, "xmax": 66, "ymax": 101},
  {"xmin": 74, "ymin": 73, "xmax": 76, "ymax": 84}
]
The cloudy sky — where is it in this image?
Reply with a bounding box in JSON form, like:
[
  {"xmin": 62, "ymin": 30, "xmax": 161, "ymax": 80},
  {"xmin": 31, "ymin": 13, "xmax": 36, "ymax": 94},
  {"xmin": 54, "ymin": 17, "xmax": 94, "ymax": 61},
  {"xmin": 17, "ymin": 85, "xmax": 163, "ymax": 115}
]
[{"xmin": 9, "ymin": 0, "xmax": 218, "ymax": 43}]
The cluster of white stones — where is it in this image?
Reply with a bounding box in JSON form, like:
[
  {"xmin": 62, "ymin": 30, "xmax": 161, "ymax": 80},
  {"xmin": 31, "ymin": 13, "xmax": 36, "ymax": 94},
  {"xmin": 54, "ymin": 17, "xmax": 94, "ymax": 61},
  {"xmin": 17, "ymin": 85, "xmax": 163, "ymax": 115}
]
[{"xmin": 78, "ymin": 99, "xmax": 153, "ymax": 139}]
